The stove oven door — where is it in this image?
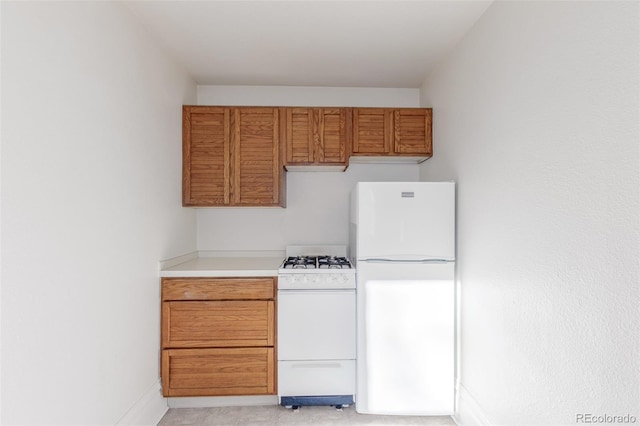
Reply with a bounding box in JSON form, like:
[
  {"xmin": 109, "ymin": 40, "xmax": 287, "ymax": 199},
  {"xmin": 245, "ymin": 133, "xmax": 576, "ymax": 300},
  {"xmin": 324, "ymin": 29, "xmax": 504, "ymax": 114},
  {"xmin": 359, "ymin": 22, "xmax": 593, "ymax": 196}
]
[{"xmin": 277, "ymin": 289, "xmax": 356, "ymax": 397}]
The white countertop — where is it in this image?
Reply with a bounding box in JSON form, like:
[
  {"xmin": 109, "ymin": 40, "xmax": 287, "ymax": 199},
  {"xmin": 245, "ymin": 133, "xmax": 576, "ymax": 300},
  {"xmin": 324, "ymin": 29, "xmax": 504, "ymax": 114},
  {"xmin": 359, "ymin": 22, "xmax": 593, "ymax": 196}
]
[{"xmin": 160, "ymin": 251, "xmax": 284, "ymax": 277}]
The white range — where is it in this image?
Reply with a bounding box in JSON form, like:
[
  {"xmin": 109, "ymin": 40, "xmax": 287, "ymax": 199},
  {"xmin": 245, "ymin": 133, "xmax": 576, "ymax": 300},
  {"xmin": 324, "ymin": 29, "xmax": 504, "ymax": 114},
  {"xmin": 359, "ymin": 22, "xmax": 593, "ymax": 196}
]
[{"xmin": 277, "ymin": 245, "xmax": 356, "ymax": 410}]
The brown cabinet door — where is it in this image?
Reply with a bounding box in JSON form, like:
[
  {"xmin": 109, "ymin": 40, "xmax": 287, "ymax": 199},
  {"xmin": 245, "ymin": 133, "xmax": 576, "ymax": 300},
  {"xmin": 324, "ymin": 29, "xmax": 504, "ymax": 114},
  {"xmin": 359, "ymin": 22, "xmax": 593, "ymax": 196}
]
[
  {"xmin": 393, "ymin": 108, "xmax": 432, "ymax": 155},
  {"xmin": 162, "ymin": 277, "xmax": 276, "ymax": 301},
  {"xmin": 316, "ymin": 108, "xmax": 350, "ymax": 164},
  {"xmin": 162, "ymin": 300, "xmax": 275, "ymax": 348},
  {"xmin": 284, "ymin": 107, "xmax": 314, "ymax": 165},
  {"xmin": 283, "ymin": 107, "xmax": 350, "ymax": 167},
  {"xmin": 352, "ymin": 108, "xmax": 392, "ymax": 154},
  {"xmin": 182, "ymin": 106, "xmax": 230, "ymax": 206},
  {"xmin": 162, "ymin": 347, "xmax": 276, "ymax": 396},
  {"xmin": 231, "ymin": 108, "xmax": 283, "ymax": 206}
]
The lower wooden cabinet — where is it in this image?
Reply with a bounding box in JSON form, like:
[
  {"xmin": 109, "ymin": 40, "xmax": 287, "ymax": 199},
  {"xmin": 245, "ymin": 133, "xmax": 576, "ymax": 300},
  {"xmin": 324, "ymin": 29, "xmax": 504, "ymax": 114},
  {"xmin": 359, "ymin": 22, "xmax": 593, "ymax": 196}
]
[
  {"xmin": 162, "ymin": 347, "xmax": 275, "ymax": 397},
  {"xmin": 161, "ymin": 277, "xmax": 277, "ymax": 397},
  {"xmin": 162, "ymin": 300, "xmax": 275, "ymax": 348}
]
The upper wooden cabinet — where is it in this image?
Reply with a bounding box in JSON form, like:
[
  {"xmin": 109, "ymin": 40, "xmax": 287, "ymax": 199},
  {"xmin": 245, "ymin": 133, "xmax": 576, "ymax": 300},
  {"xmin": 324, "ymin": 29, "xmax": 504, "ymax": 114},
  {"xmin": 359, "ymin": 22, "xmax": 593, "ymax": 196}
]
[
  {"xmin": 352, "ymin": 108, "xmax": 432, "ymax": 158},
  {"xmin": 182, "ymin": 107, "xmax": 230, "ymax": 206},
  {"xmin": 182, "ymin": 106, "xmax": 433, "ymax": 205},
  {"xmin": 231, "ymin": 108, "xmax": 284, "ymax": 206},
  {"xmin": 283, "ymin": 107, "xmax": 351, "ymax": 169},
  {"xmin": 182, "ymin": 106, "xmax": 285, "ymax": 207}
]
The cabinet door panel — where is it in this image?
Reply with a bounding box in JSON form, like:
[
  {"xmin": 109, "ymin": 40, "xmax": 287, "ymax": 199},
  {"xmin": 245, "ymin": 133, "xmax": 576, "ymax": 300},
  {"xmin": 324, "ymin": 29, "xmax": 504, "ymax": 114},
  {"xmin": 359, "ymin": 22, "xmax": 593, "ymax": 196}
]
[
  {"xmin": 284, "ymin": 108, "xmax": 314, "ymax": 164},
  {"xmin": 162, "ymin": 347, "xmax": 275, "ymax": 396},
  {"xmin": 393, "ymin": 108, "xmax": 432, "ymax": 155},
  {"xmin": 183, "ymin": 107, "xmax": 230, "ymax": 206},
  {"xmin": 352, "ymin": 108, "xmax": 391, "ymax": 154},
  {"xmin": 163, "ymin": 300, "xmax": 275, "ymax": 348},
  {"xmin": 231, "ymin": 108, "xmax": 282, "ymax": 206},
  {"xmin": 317, "ymin": 108, "xmax": 349, "ymax": 164}
]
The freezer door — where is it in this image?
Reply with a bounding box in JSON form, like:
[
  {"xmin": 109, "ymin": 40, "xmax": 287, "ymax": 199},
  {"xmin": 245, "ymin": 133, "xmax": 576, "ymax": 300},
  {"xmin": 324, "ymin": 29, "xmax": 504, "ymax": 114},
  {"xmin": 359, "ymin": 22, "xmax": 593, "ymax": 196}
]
[
  {"xmin": 356, "ymin": 261, "xmax": 454, "ymax": 415},
  {"xmin": 355, "ymin": 182, "xmax": 455, "ymax": 260}
]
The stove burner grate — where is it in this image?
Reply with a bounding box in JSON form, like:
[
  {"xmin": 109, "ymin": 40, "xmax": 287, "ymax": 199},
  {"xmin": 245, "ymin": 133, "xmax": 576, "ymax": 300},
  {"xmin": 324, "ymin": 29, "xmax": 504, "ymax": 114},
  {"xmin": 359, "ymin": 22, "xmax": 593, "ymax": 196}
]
[
  {"xmin": 283, "ymin": 256, "xmax": 317, "ymax": 269},
  {"xmin": 282, "ymin": 255, "xmax": 352, "ymax": 270},
  {"xmin": 317, "ymin": 256, "xmax": 351, "ymax": 269}
]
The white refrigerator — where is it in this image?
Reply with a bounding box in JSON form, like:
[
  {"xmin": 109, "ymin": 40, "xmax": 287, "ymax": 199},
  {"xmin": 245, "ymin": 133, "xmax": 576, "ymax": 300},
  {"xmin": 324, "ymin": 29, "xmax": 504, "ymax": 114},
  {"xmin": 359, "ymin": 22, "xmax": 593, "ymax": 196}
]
[{"xmin": 349, "ymin": 182, "xmax": 455, "ymax": 416}]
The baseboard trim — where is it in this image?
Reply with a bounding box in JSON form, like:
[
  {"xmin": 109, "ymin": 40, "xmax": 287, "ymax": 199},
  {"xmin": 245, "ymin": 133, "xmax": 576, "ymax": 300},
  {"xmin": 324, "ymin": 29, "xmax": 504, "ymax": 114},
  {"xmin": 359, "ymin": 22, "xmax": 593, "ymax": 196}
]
[
  {"xmin": 168, "ymin": 395, "xmax": 279, "ymax": 408},
  {"xmin": 454, "ymin": 382, "xmax": 492, "ymax": 426},
  {"xmin": 117, "ymin": 380, "xmax": 167, "ymax": 426}
]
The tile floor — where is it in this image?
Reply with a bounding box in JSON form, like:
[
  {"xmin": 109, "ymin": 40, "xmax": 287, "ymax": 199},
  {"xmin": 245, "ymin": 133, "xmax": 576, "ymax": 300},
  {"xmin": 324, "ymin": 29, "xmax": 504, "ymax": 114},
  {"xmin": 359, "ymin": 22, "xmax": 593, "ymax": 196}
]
[{"xmin": 158, "ymin": 405, "xmax": 456, "ymax": 425}]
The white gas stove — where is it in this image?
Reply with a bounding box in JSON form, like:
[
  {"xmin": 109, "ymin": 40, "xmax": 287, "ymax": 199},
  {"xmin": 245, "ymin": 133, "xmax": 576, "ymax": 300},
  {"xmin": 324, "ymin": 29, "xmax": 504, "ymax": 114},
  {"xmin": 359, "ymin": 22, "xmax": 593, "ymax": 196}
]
[
  {"xmin": 277, "ymin": 245, "xmax": 356, "ymax": 410},
  {"xmin": 277, "ymin": 245, "xmax": 356, "ymax": 290}
]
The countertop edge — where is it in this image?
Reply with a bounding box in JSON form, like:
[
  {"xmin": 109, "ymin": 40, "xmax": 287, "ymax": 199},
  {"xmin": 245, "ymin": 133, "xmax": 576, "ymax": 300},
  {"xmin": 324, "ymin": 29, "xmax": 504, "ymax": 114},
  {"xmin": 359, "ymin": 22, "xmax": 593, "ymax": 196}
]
[
  {"xmin": 159, "ymin": 251, "xmax": 284, "ymax": 277},
  {"xmin": 160, "ymin": 270, "xmax": 279, "ymax": 278}
]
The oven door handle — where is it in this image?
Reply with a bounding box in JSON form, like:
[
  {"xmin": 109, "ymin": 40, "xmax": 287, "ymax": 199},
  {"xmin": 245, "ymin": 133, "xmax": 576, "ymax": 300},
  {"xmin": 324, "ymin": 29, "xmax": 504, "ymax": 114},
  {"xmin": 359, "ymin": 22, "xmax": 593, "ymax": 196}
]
[{"xmin": 290, "ymin": 362, "xmax": 344, "ymax": 369}]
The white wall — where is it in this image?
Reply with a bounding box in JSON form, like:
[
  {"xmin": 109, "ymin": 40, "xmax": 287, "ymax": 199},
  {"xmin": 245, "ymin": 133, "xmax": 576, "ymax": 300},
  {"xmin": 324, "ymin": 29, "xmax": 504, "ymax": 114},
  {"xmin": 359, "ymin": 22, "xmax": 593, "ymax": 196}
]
[
  {"xmin": 197, "ymin": 164, "xmax": 418, "ymax": 250},
  {"xmin": 419, "ymin": 2, "xmax": 639, "ymax": 425},
  {"xmin": 197, "ymin": 85, "xmax": 420, "ymax": 107},
  {"xmin": 196, "ymin": 86, "xmax": 421, "ymax": 250},
  {"xmin": 1, "ymin": 2, "xmax": 197, "ymax": 425}
]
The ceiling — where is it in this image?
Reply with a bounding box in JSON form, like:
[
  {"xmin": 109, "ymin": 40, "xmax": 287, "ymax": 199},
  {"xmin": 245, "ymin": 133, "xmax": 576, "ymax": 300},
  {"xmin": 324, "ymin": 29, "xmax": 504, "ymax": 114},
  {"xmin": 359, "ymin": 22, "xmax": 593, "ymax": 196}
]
[{"xmin": 124, "ymin": 1, "xmax": 493, "ymax": 88}]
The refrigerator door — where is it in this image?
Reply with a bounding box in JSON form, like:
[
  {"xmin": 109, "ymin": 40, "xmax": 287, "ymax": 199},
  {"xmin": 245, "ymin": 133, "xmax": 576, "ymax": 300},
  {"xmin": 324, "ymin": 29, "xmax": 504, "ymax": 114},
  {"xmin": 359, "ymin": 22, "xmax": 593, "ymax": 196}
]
[
  {"xmin": 353, "ymin": 182, "xmax": 455, "ymax": 261},
  {"xmin": 356, "ymin": 261, "xmax": 454, "ymax": 415}
]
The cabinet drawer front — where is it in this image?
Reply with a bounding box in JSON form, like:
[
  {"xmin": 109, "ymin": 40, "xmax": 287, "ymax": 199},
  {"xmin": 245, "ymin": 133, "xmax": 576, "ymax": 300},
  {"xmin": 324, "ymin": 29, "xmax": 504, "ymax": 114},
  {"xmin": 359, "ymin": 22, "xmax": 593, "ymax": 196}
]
[
  {"xmin": 162, "ymin": 347, "xmax": 275, "ymax": 397},
  {"xmin": 163, "ymin": 300, "xmax": 275, "ymax": 348},
  {"xmin": 162, "ymin": 277, "xmax": 275, "ymax": 301}
]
